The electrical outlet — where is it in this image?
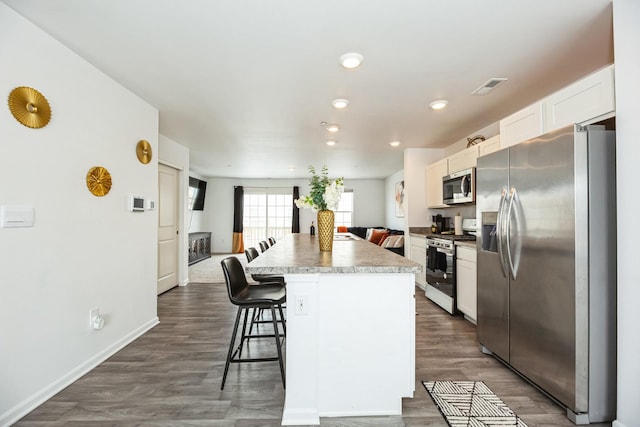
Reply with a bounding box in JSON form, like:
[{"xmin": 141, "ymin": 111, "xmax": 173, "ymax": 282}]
[
  {"xmin": 89, "ymin": 307, "xmax": 100, "ymax": 326},
  {"xmin": 295, "ymin": 295, "xmax": 309, "ymax": 315}
]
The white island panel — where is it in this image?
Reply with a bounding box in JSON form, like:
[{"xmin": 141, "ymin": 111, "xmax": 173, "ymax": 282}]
[{"xmin": 246, "ymin": 234, "xmax": 419, "ymax": 425}]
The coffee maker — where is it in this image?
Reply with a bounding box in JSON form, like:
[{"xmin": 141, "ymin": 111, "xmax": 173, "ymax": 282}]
[{"xmin": 432, "ymin": 214, "xmax": 451, "ymax": 234}]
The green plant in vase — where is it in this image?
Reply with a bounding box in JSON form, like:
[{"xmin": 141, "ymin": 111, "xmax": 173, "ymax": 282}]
[{"xmin": 295, "ymin": 166, "xmax": 344, "ymax": 251}]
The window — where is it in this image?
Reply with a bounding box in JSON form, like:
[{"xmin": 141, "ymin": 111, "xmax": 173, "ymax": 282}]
[
  {"xmin": 334, "ymin": 189, "xmax": 354, "ymax": 228},
  {"xmin": 243, "ymin": 188, "xmax": 293, "ymax": 249}
]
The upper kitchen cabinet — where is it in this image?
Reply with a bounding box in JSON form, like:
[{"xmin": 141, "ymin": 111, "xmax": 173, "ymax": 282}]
[
  {"xmin": 448, "ymin": 144, "xmax": 478, "ymax": 173},
  {"xmin": 500, "ymin": 64, "xmax": 615, "ymax": 149},
  {"xmin": 544, "ymin": 65, "xmax": 615, "ymax": 132},
  {"xmin": 499, "ymin": 102, "xmax": 545, "ymax": 149},
  {"xmin": 426, "ymin": 158, "xmax": 449, "ymax": 208},
  {"xmin": 478, "ymin": 135, "xmax": 501, "ymax": 157}
]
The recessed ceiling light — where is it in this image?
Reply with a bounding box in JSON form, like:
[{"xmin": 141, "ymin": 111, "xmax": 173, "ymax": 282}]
[
  {"xmin": 340, "ymin": 53, "xmax": 363, "ymax": 69},
  {"xmin": 288, "ymin": 167, "xmax": 295, "ymax": 172},
  {"xmin": 326, "ymin": 124, "xmax": 340, "ymax": 132},
  {"xmin": 389, "ymin": 141, "xmax": 401, "ymax": 147},
  {"xmin": 429, "ymin": 99, "xmax": 448, "ymax": 110},
  {"xmin": 326, "ymin": 140, "xmax": 337, "ymax": 146},
  {"xmin": 331, "ymin": 98, "xmax": 349, "ymax": 109}
]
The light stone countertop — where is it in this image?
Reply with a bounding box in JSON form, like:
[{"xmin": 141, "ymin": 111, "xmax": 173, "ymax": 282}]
[{"xmin": 245, "ymin": 233, "xmax": 422, "ymax": 274}]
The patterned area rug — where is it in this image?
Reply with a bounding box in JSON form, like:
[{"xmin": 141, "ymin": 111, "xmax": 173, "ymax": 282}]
[{"xmin": 423, "ymin": 381, "xmax": 528, "ymax": 426}]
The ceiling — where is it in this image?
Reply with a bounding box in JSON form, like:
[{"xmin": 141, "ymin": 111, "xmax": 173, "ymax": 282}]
[{"xmin": 2, "ymin": 0, "xmax": 613, "ymax": 179}]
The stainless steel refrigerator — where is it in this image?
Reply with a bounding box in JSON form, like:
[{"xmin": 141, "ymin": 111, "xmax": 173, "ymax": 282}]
[{"xmin": 476, "ymin": 124, "xmax": 616, "ymax": 424}]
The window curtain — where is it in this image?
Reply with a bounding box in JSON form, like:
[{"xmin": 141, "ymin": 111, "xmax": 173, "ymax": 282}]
[
  {"xmin": 292, "ymin": 186, "xmax": 300, "ymax": 233},
  {"xmin": 232, "ymin": 186, "xmax": 244, "ymax": 253}
]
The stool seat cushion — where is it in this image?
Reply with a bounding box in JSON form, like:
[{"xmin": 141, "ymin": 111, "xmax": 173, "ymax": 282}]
[{"xmin": 232, "ymin": 282, "xmax": 286, "ymax": 307}]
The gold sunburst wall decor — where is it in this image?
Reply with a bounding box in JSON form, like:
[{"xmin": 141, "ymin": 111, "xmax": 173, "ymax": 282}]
[
  {"xmin": 86, "ymin": 166, "xmax": 112, "ymax": 197},
  {"xmin": 8, "ymin": 86, "xmax": 52, "ymax": 129},
  {"xmin": 136, "ymin": 139, "xmax": 152, "ymax": 164}
]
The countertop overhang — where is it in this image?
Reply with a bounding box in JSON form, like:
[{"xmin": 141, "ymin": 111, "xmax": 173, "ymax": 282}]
[{"xmin": 245, "ymin": 233, "xmax": 421, "ymax": 274}]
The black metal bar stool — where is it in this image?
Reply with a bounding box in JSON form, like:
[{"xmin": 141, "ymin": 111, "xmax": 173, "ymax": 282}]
[
  {"xmin": 244, "ymin": 247, "xmax": 286, "ymax": 333},
  {"xmin": 220, "ymin": 256, "xmax": 286, "ymax": 390},
  {"xmin": 245, "ymin": 247, "xmax": 284, "ymax": 284}
]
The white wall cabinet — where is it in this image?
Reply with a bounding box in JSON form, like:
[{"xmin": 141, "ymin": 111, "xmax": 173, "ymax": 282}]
[
  {"xmin": 425, "ymin": 158, "xmax": 449, "ymax": 208},
  {"xmin": 448, "ymin": 145, "xmax": 478, "ymax": 173},
  {"xmin": 478, "ymin": 135, "xmax": 501, "ymax": 157},
  {"xmin": 409, "ymin": 234, "xmax": 427, "ymax": 290},
  {"xmin": 500, "ymin": 64, "xmax": 615, "ymax": 149},
  {"xmin": 499, "ymin": 102, "xmax": 545, "ymax": 149},
  {"xmin": 544, "ymin": 65, "xmax": 615, "ymax": 132},
  {"xmin": 456, "ymin": 245, "xmax": 477, "ymax": 323}
]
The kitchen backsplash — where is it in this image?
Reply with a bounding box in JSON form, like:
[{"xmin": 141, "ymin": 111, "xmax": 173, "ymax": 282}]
[{"xmin": 429, "ymin": 204, "xmax": 477, "ymax": 230}]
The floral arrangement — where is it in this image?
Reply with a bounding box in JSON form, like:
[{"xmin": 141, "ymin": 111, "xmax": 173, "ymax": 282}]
[{"xmin": 295, "ymin": 166, "xmax": 344, "ymax": 211}]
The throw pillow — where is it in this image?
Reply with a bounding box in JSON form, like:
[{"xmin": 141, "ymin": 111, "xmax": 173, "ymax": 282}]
[
  {"xmin": 388, "ymin": 235, "xmax": 404, "ymax": 248},
  {"xmin": 377, "ymin": 231, "xmax": 390, "ymax": 246},
  {"xmin": 369, "ymin": 228, "xmax": 389, "ymax": 245},
  {"xmin": 382, "ymin": 235, "xmax": 398, "ymax": 248},
  {"xmin": 365, "ymin": 228, "xmax": 374, "ymax": 240}
]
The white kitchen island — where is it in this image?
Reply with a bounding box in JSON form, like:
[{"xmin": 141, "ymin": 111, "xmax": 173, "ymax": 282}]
[{"xmin": 245, "ymin": 233, "xmax": 421, "ymax": 426}]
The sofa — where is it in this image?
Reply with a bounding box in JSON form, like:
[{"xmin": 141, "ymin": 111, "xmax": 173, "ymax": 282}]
[{"xmin": 346, "ymin": 226, "xmax": 405, "ymax": 257}]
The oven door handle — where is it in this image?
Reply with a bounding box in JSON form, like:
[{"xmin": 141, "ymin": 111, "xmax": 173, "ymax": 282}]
[{"xmin": 496, "ymin": 187, "xmax": 509, "ymax": 278}]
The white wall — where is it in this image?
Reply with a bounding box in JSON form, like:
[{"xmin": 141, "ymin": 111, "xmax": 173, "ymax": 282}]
[
  {"xmin": 158, "ymin": 134, "xmax": 190, "ymax": 286},
  {"xmin": 0, "ymin": 5, "xmax": 159, "ymax": 425},
  {"xmin": 403, "ymin": 148, "xmax": 445, "ymax": 229},
  {"xmin": 204, "ymin": 177, "xmax": 385, "ymax": 253},
  {"xmin": 186, "ymin": 170, "xmax": 208, "ymax": 233},
  {"xmin": 385, "ymin": 170, "xmax": 405, "ymax": 230},
  {"xmin": 612, "ymin": 1, "xmax": 640, "ymax": 426},
  {"xmin": 349, "ymin": 179, "xmax": 386, "ymax": 227}
]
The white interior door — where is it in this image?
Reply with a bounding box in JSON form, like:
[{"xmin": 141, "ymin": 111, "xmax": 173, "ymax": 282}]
[{"xmin": 157, "ymin": 163, "xmax": 179, "ymax": 295}]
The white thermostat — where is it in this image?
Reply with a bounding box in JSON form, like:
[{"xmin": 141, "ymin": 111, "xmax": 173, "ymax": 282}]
[{"xmin": 129, "ymin": 195, "xmax": 145, "ymax": 212}]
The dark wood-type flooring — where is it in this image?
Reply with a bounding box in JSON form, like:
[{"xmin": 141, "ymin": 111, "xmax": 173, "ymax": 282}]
[{"xmin": 15, "ymin": 282, "xmax": 611, "ymax": 426}]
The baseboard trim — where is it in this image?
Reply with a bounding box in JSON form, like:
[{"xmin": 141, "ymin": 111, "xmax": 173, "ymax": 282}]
[{"xmin": 0, "ymin": 317, "xmax": 160, "ymax": 427}]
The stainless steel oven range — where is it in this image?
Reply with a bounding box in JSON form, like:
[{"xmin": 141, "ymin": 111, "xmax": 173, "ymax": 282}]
[
  {"xmin": 424, "ymin": 220, "xmax": 477, "ymax": 315},
  {"xmin": 425, "ymin": 237, "xmax": 455, "ymax": 314}
]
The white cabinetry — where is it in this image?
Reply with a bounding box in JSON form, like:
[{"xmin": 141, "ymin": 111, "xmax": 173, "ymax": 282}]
[
  {"xmin": 499, "ymin": 102, "xmax": 545, "ymax": 149},
  {"xmin": 456, "ymin": 244, "xmax": 477, "ymax": 323},
  {"xmin": 478, "ymin": 135, "xmax": 501, "ymax": 157},
  {"xmin": 409, "ymin": 234, "xmax": 427, "ymax": 290},
  {"xmin": 448, "ymin": 145, "xmax": 478, "ymax": 173},
  {"xmin": 544, "ymin": 65, "xmax": 615, "ymax": 132},
  {"xmin": 499, "ymin": 64, "xmax": 615, "ymax": 149},
  {"xmin": 426, "ymin": 158, "xmax": 449, "ymax": 208}
]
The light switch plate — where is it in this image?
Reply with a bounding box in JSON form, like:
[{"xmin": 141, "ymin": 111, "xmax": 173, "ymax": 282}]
[{"xmin": 0, "ymin": 205, "xmax": 34, "ymax": 228}]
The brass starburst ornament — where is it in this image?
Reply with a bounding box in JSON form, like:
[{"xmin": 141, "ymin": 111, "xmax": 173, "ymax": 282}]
[
  {"xmin": 8, "ymin": 86, "xmax": 52, "ymax": 129},
  {"xmin": 86, "ymin": 166, "xmax": 112, "ymax": 197},
  {"xmin": 136, "ymin": 139, "xmax": 152, "ymax": 164}
]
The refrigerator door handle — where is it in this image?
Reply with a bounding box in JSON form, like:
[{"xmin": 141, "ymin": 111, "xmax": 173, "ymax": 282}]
[
  {"xmin": 506, "ymin": 187, "xmax": 520, "ymax": 279},
  {"xmin": 496, "ymin": 187, "xmax": 509, "ymax": 278}
]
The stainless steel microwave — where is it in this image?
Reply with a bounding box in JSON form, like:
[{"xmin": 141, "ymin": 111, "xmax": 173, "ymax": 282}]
[{"xmin": 443, "ymin": 167, "xmax": 475, "ymax": 204}]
